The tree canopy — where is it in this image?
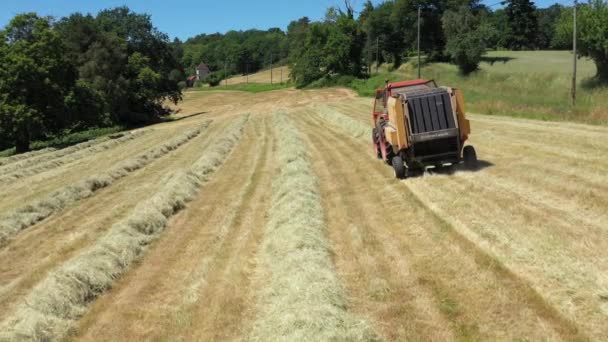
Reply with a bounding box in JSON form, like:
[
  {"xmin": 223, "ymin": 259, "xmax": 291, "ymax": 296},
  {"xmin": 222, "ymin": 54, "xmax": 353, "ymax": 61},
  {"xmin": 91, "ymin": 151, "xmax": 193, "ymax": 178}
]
[
  {"xmin": 0, "ymin": 1, "xmax": 591, "ymax": 152},
  {"xmin": 556, "ymin": 0, "xmax": 608, "ymax": 81},
  {"xmin": 0, "ymin": 7, "xmax": 182, "ymax": 152}
]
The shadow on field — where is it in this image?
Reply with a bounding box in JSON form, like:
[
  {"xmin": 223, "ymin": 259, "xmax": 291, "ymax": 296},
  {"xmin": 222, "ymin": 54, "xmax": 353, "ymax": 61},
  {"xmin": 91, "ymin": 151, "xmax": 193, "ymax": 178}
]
[
  {"xmin": 408, "ymin": 159, "xmax": 494, "ymax": 178},
  {"xmin": 164, "ymin": 111, "xmax": 209, "ymax": 122},
  {"xmin": 480, "ymin": 56, "xmax": 515, "ymax": 65},
  {"xmin": 581, "ymin": 76, "xmax": 608, "ymax": 90}
]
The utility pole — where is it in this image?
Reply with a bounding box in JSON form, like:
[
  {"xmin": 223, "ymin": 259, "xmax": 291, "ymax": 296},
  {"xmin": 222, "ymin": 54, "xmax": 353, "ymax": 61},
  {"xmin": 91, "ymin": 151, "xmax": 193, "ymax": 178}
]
[
  {"xmin": 571, "ymin": 0, "xmax": 577, "ymax": 106},
  {"xmin": 270, "ymin": 53, "xmax": 273, "ymax": 85},
  {"xmin": 246, "ymin": 62, "xmax": 249, "ymax": 84},
  {"xmin": 417, "ymin": 5, "xmax": 421, "ymax": 79},
  {"xmin": 225, "ymin": 58, "xmax": 228, "ymax": 87},
  {"xmin": 376, "ymin": 37, "xmax": 379, "ymax": 74},
  {"xmin": 280, "ymin": 67, "xmax": 283, "ymax": 84}
]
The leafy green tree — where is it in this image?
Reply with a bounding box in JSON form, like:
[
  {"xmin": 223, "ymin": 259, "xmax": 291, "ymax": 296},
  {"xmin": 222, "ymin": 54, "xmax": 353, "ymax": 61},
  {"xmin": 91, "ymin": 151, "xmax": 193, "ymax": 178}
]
[
  {"xmin": 556, "ymin": 0, "xmax": 608, "ymax": 81},
  {"xmin": 443, "ymin": 6, "xmax": 486, "ymax": 74},
  {"xmin": 363, "ymin": 1, "xmax": 395, "ymax": 67},
  {"xmin": 289, "ymin": 22, "xmax": 328, "ymax": 87},
  {"xmin": 504, "ymin": 0, "xmax": 538, "ymax": 50},
  {"xmin": 324, "ymin": 7, "xmax": 365, "ymax": 77},
  {"xmin": 180, "ymin": 28, "xmax": 288, "ymax": 79},
  {"xmin": 536, "ymin": 4, "xmax": 564, "ymax": 49},
  {"xmin": 481, "ymin": 9, "xmax": 508, "ymax": 49},
  {"xmin": 58, "ymin": 7, "xmax": 182, "ymax": 124},
  {"xmin": 0, "ymin": 14, "xmax": 76, "ymax": 152}
]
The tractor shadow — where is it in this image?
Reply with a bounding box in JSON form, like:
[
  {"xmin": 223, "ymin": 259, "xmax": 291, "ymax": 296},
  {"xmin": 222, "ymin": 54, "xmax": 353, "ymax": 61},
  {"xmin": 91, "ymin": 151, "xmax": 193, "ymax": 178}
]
[{"xmin": 408, "ymin": 160, "xmax": 494, "ymax": 178}]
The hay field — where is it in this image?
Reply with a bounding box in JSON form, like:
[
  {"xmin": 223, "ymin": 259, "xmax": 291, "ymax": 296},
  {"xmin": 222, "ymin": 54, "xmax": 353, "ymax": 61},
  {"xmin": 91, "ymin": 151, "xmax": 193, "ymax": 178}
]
[
  {"xmin": 0, "ymin": 87, "xmax": 607, "ymax": 341},
  {"xmin": 226, "ymin": 65, "xmax": 290, "ymax": 85}
]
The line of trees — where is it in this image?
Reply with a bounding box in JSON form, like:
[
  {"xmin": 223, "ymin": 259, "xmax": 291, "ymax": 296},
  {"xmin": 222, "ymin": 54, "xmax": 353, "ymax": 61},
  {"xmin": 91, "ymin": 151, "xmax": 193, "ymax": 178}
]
[
  {"xmin": 0, "ymin": 7, "xmax": 183, "ymax": 152},
  {"xmin": 177, "ymin": 0, "xmax": 606, "ymax": 87},
  {"xmin": 2, "ymin": 1, "xmax": 607, "ymax": 152},
  {"xmin": 179, "ymin": 29, "xmax": 288, "ymax": 85},
  {"xmin": 285, "ymin": 0, "xmax": 575, "ymax": 84}
]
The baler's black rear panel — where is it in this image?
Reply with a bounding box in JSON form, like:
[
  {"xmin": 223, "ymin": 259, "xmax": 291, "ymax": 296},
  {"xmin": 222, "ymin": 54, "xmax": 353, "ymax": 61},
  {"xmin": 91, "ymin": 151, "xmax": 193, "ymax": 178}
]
[{"xmin": 406, "ymin": 89, "xmax": 456, "ymax": 134}]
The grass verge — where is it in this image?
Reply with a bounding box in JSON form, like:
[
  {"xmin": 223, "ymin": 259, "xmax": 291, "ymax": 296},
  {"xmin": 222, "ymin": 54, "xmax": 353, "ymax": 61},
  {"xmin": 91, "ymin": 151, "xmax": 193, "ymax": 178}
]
[
  {"xmin": 0, "ymin": 115, "xmax": 248, "ymax": 341},
  {"xmin": 246, "ymin": 113, "xmax": 378, "ymax": 341},
  {"xmin": 0, "ymin": 122, "xmax": 209, "ymax": 248}
]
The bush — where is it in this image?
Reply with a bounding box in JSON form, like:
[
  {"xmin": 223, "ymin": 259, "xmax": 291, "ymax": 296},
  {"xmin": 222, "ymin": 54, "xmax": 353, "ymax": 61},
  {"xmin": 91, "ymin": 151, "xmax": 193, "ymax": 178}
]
[
  {"xmin": 443, "ymin": 7, "xmax": 486, "ymax": 75},
  {"xmin": 204, "ymin": 72, "xmax": 223, "ymax": 87}
]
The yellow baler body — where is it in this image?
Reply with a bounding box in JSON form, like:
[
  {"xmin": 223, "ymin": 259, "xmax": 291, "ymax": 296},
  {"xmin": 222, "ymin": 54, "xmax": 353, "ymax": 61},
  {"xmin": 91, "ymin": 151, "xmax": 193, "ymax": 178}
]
[
  {"xmin": 453, "ymin": 88, "xmax": 470, "ymax": 143},
  {"xmin": 385, "ymin": 96, "xmax": 409, "ymax": 150}
]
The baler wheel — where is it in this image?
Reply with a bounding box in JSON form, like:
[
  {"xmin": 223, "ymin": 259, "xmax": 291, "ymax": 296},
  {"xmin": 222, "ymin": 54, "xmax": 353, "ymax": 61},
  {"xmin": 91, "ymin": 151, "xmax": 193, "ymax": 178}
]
[
  {"xmin": 463, "ymin": 145, "xmax": 478, "ymax": 169},
  {"xmin": 372, "ymin": 128, "xmax": 382, "ymax": 159},
  {"xmin": 392, "ymin": 156, "xmax": 407, "ymax": 179}
]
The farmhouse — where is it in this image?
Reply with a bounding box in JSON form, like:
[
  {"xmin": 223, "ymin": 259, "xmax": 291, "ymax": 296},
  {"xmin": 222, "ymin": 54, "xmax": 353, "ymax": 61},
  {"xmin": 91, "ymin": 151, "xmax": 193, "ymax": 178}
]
[{"xmin": 195, "ymin": 62, "xmax": 210, "ymax": 80}]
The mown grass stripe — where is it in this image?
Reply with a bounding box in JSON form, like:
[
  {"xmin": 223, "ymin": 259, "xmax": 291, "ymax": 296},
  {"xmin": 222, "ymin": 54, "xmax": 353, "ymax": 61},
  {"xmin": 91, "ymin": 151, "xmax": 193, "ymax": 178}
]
[
  {"xmin": 246, "ymin": 113, "xmax": 378, "ymax": 342},
  {"xmin": 0, "ymin": 115, "xmax": 248, "ymax": 341},
  {"xmin": 0, "ymin": 131, "xmax": 146, "ymax": 184},
  {"xmin": 0, "ymin": 148, "xmax": 57, "ymax": 167},
  {"xmin": 0, "ymin": 122, "xmax": 209, "ymax": 248}
]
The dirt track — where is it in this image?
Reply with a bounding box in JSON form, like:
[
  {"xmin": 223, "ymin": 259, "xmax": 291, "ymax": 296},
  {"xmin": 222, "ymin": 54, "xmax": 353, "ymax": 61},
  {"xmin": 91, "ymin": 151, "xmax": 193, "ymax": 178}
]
[{"xmin": 0, "ymin": 88, "xmax": 607, "ymax": 341}]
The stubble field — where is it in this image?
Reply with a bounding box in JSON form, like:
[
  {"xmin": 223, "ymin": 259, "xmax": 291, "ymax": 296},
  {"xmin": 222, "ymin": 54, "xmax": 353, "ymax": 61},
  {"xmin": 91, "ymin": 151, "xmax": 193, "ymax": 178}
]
[{"xmin": 0, "ymin": 87, "xmax": 607, "ymax": 341}]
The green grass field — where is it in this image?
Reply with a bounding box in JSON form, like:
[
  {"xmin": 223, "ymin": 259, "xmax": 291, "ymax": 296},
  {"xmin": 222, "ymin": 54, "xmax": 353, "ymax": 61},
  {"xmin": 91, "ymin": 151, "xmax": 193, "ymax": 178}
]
[{"xmin": 363, "ymin": 51, "xmax": 607, "ymax": 124}]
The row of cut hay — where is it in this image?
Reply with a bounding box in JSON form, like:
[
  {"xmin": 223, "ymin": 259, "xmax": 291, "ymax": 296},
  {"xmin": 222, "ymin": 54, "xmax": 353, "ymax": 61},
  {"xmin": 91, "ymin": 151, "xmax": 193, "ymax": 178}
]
[
  {"xmin": 0, "ymin": 122, "xmax": 209, "ymax": 249},
  {"xmin": 0, "ymin": 148, "xmax": 56, "ymax": 167},
  {"xmin": 0, "ymin": 134, "xmax": 120, "ymax": 174},
  {"xmin": 0, "ymin": 115, "xmax": 248, "ymax": 341},
  {"xmin": 0, "ymin": 131, "xmax": 146, "ymax": 184},
  {"xmin": 246, "ymin": 113, "xmax": 378, "ymax": 341},
  {"xmin": 314, "ymin": 104, "xmax": 368, "ymax": 139}
]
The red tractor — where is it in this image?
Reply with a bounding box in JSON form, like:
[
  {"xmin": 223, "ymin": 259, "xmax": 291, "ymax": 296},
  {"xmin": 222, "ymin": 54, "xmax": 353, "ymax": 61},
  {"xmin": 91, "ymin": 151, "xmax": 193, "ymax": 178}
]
[{"xmin": 372, "ymin": 79, "xmax": 477, "ymax": 179}]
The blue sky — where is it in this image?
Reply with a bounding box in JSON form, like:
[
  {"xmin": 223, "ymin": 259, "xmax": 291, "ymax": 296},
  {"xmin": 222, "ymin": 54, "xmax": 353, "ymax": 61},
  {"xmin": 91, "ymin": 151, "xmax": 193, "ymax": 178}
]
[{"xmin": 0, "ymin": 0, "xmax": 570, "ymax": 40}]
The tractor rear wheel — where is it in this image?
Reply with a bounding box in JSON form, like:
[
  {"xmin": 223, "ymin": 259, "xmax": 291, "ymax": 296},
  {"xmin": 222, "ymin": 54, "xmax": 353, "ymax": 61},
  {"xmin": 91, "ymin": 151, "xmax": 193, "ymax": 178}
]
[
  {"xmin": 372, "ymin": 128, "xmax": 382, "ymax": 159},
  {"xmin": 392, "ymin": 156, "xmax": 407, "ymax": 179},
  {"xmin": 463, "ymin": 145, "xmax": 478, "ymax": 169}
]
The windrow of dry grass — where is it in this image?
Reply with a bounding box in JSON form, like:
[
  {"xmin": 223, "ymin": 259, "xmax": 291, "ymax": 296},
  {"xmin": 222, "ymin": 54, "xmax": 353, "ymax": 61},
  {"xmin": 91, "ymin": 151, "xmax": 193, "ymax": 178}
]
[
  {"xmin": 0, "ymin": 122, "xmax": 209, "ymax": 249},
  {"xmin": 246, "ymin": 113, "xmax": 377, "ymax": 342},
  {"xmin": 0, "ymin": 115, "xmax": 249, "ymax": 341},
  {"xmin": 0, "ymin": 135, "xmax": 121, "ymax": 174},
  {"xmin": 0, "ymin": 148, "xmax": 56, "ymax": 167},
  {"xmin": 313, "ymin": 103, "xmax": 608, "ymax": 338},
  {"xmin": 0, "ymin": 131, "xmax": 146, "ymax": 184},
  {"xmin": 315, "ymin": 104, "xmax": 369, "ymax": 139}
]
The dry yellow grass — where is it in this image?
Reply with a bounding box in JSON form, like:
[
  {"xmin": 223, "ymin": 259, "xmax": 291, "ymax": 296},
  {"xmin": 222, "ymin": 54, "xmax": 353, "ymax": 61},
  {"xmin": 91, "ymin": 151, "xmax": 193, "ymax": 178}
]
[
  {"xmin": 72, "ymin": 114, "xmax": 272, "ymax": 341},
  {"xmin": 0, "ymin": 148, "xmax": 56, "ymax": 167},
  {"xmin": 0, "ymin": 116, "xmax": 248, "ymax": 341},
  {"xmin": 311, "ymin": 100, "xmax": 608, "ymax": 339},
  {"xmin": 0, "ymin": 87, "xmax": 606, "ymax": 341},
  {"xmin": 226, "ymin": 65, "xmax": 290, "ymax": 85},
  {"xmin": 0, "ymin": 131, "xmax": 146, "ymax": 183},
  {"xmin": 0, "ymin": 123, "xmax": 207, "ymax": 248},
  {"xmin": 246, "ymin": 112, "xmax": 377, "ymax": 341}
]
